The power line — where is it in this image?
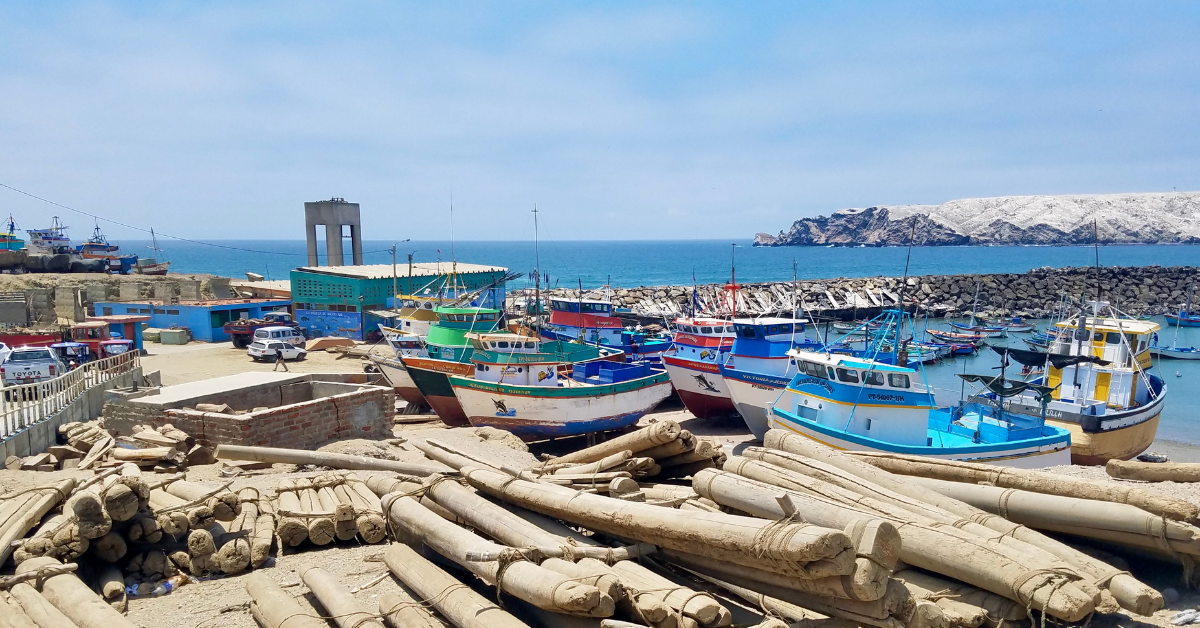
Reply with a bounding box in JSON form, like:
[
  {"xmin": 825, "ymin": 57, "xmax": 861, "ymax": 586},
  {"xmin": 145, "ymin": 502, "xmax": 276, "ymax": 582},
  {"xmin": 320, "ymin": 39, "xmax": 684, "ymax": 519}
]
[{"xmin": 0, "ymin": 182, "xmax": 396, "ymax": 257}]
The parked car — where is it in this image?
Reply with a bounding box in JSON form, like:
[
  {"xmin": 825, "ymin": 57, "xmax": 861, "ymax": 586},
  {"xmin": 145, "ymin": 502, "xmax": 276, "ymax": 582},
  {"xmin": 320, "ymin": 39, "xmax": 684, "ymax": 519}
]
[
  {"xmin": 252, "ymin": 325, "xmax": 306, "ymax": 347},
  {"xmin": 2, "ymin": 347, "xmax": 68, "ymax": 398},
  {"xmin": 225, "ymin": 311, "xmax": 302, "ymax": 348},
  {"xmin": 247, "ymin": 340, "xmax": 307, "ymax": 362}
]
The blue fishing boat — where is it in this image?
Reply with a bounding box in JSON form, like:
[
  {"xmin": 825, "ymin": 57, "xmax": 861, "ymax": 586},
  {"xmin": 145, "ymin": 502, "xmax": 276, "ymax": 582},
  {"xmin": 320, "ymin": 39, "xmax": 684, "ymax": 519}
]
[
  {"xmin": 766, "ymin": 309, "xmax": 1073, "ymax": 468},
  {"xmin": 76, "ymin": 224, "xmax": 137, "ymax": 274},
  {"xmin": 1166, "ymin": 285, "xmax": 1200, "ymax": 327},
  {"xmin": 0, "ymin": 216, "xmax": 25, "ymax": 251},
  {"xmin": 539, "ymin": 297, "xmax": 672, "ymax": 358}
]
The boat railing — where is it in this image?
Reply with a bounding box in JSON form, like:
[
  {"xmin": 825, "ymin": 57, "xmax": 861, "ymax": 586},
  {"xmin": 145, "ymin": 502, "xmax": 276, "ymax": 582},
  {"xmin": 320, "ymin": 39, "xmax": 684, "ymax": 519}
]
[{"xmin": 0, "ymin": 350, "xmax": 140, "ymax": 441}]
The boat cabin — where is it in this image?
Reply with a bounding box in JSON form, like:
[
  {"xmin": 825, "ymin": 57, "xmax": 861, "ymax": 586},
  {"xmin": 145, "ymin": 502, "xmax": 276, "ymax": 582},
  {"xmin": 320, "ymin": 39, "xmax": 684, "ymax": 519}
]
[
  {"xmin": 467, "ymin": 332, "xmax": 541, "ymax": 354},
  {"xmin": 1045, "ymin": 313, "xmax": 1159, "ymax": 409},
  {"xmin": 547, "ymin": 298, "xmax": 623, "ymax": 330},
  {"xmin": 730, "ymin": 317, "xmax": 808, "ymax": 358}
]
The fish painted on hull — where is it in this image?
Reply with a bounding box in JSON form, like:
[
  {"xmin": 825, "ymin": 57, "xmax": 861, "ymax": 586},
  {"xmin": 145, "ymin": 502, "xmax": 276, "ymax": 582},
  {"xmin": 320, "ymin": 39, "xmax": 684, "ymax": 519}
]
[{"xmin": 403, "ymin": 356, "xmax": 474, "ymax": 427}]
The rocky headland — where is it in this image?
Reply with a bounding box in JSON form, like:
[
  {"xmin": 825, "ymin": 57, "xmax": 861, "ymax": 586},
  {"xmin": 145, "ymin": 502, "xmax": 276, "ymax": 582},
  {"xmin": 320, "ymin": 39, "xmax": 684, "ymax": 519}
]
[{"xmin": 754, "ymin": 191, "xmax": 1200, "ymax": 247}]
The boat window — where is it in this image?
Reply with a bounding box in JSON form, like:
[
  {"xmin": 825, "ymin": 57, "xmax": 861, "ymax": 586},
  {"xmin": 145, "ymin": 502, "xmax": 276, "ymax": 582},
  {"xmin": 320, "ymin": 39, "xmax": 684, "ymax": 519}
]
[
  {"xmin": 526, "ymin": 342, "xmax": 537, "ymax": 348},
  {"xmin": 1105, "ymin": 332, "xmax": 1121, "ymax": 345},
  {"xmin": 423, "ymin": 303, "xmax": 432, "ymax": 309},
  {"xmin": 828, "ymin": 366, "xmax": 837, "ymax": 379},
  {"xmin": 836, "ymin": 368, "xmax": 859, "ymax": 383},
  {"xmin": 737, "ymin": 327, "xmax": 757, "ymax": 339},
  {"xmin": 498, "ymin": 341, "xmax": 510, "ymax": 349},
  {"xmin": 701, "ymin": 326, "xmax": 713, "ymax": 334},
  {"xmin": 865, "ymin": 371, "xmax": 885, "ymax": 386},
  {"xmin": 888, "ymin": 373, "xmax": 911, "ymax": 388},
  {"xmin": 1073, "ymin": 329, "xmax": 1090, "ymax": 341},
  {"xmin": 768, "ymin": 325, "xmax": 779, "ymax": 334},
  {"xmin": 779, "ymin": 324, "xmax": 792, "ymax": 334},
  {"xmin": 802, "ymin": 361, "xmax": 826, "ymax": 378}
]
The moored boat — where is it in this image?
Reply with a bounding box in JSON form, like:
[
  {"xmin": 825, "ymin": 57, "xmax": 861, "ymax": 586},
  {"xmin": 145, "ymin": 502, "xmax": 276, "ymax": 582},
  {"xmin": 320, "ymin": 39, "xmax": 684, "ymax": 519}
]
[
  {"xmin": 1152, "ymin": 345, "xmax": 1200, "ymax": 360},
  {"xmin": 401, "ymin": 306, "xmax": 505, "ymax": 426},
  {"xmin": 719, "ymin": 317, "xmax": 824, "ymax": 439},
  {"xmin": 663, "ymin": 317, "xmax": 737, "ymax": 419},
  {"xmin": 133, "ymin": 228, "xmax": 170, "ymax": 275},
  {"xmin": 370, "ymin": 326, "xmax": 429, "ymax": 405},
  {"xmin": 927, "ymin": 329, "xmax": 989, "ymax": 344},
  {"xmin": 449, "ymin": 333, "xmax": 657, "ymax": 440},
  {"xmin": 1166, "ymin": 313, "xmax": 1200, "ymax": 327},
  {"xmin": 539, "ymin": 297, "xmax": 672, "ymax": 358}
]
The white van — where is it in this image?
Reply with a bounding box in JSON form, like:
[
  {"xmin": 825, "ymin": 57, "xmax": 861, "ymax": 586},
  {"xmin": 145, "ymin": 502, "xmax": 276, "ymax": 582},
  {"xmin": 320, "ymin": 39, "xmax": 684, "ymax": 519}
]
[{"xmin": 252, "ymin": 326, "xmax": 306, "ymax": 346}]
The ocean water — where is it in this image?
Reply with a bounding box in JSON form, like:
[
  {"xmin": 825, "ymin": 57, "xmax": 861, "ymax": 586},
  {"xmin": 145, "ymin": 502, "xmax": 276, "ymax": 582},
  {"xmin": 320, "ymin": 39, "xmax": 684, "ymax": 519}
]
[
  {"xmin": 115, "ymin": 239, "xmax": 1200, "ymax": 288},
  {"xmin": 907, "ymin": 317, "xmax": 1200, "ymax": 447}
]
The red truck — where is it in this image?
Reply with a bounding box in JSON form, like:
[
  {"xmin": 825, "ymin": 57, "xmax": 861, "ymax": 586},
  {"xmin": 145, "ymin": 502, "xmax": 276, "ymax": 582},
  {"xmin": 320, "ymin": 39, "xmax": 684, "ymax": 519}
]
[{"xmin": 224, "ymin": 311, "xmax": 302, "ymax": 348}]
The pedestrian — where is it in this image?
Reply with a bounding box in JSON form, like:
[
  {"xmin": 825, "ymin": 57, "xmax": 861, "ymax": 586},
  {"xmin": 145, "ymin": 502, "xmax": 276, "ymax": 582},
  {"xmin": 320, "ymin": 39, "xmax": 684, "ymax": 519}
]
[{"xmin": 274, "ymin": 349, "xmax": 289, "ymax": 372}]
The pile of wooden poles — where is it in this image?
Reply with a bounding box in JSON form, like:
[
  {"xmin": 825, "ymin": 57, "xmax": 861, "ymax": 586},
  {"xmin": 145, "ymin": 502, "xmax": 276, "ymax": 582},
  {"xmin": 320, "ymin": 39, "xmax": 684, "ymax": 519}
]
[{"xmin": 274, "ymin": 473, "xmax": 386, "ymax": 548}]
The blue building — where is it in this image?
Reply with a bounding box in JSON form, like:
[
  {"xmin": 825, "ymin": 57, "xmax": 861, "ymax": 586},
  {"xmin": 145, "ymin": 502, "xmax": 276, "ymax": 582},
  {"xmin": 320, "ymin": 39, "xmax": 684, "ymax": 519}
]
[
  {"xmin": 290, "ymin": 262, "xmax": 508, "ymax": 340},
  {"xmin": 93, "ymin": 298, "xmax": 293, "ymax": 343}
]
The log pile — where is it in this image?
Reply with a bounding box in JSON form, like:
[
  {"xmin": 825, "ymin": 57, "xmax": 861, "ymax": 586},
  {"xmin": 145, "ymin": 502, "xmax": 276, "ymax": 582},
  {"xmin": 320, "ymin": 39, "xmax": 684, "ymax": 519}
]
[{"xmin": 272, "ymin": 473, "xmax": 387, "ymax": 549}]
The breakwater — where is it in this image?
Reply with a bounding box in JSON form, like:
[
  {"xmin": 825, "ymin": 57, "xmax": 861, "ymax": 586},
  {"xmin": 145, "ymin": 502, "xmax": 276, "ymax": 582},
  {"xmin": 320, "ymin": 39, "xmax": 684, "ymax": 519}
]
[{"xmin": 534, "ymin": 265, "xmax": 1199, "ymax": 319}]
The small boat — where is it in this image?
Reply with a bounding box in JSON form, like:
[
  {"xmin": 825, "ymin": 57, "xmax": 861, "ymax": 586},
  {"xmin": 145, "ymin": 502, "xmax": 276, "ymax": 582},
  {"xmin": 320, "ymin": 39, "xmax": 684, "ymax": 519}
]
[
  {"xmin": 1166, "ymin": 286, "xmax": 1200, "ymax": 327},
  {"xmin": 767, "ymin": 312, "xmax": 1072, "ymax": 468},
  {"xmin": 76, "ymin": 223, "xmax": 137, "ymax": 274},
  {"xmin": 1153, "ymin": 344, "xmax": 1200, "ymax": 359},
  {"xmin": 983, "ymin": 316, "xmax": 1036, "ymax": 332},
  {"xmin": 449, "ymin": 333, "xmax": 658, "ymax": 440},
  {"xmin": 370, "ymin": 326, "xmax": 430, "ymax": 405},
  {"xmin": 927, "ymin": 329, "xmax": 989, "ymax": 343},
  {"xmin": 663, "ymin": 317, "xmax": 738, "ymax": 419},
  {"xmin": 948, "ymin": 322, "xmax": 1008, "ymax": 338},
  {"xmin": 0, "ymin": 216, "xmax": 25, "ymax": 251},
  {"xmin": 539, "ymin": 297, "xmax": 672, "ymax": 358},
  {"xmin": 134, "ymin": 228, "xmax": 170, "ymax": 275}
]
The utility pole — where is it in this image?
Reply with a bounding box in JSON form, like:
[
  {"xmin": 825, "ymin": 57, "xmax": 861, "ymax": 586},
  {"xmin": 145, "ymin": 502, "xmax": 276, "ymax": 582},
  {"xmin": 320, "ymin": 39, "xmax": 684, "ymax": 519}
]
[
  {"xmin": 408, "ymin": 252, "xmax": 414, "ymax": 296},
  {"xmin": 390, "ymin": 239, "xmax": 410, "ymax": 308}
]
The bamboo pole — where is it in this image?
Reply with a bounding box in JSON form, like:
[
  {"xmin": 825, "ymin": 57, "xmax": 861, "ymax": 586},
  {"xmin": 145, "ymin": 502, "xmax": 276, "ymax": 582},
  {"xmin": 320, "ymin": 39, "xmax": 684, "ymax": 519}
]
[
  {"xmin": 0, "ymin": 593, "xmax": 39, "ymax": 628},
  {"xmin": 610, "ymin": 560, "xmax": 725, "ymax": 626},
  {"xmin": 379, "ymin": 589, "xmax": 443, "ymax": 628},
  {"xmin": 300, "ymin": 567, "xmax": 386, "ymax": 628},
  {"xmin": 149, "ymin": 488, "xmax": 211, "ymax": 530},
  {"xmin": 94, "ymin": 561, "xmax": 127, "ymax": 612},
  {"xmin": 164, "ymin": 480, "xmax": 240, "ymax": 522},
  {"xmin": 845, "ymin": 449, "xmax": 1200, "ymax": 523},
  {"xmin": 244, "ymin": 572, "xmax": 327, "ymax": 628},
  {"xmin": 1106, "ymin": 459, "xmax": 1200, "ymax": 482},
  {"xmin": 549, "ymin": 421, "xmax": 682, "ymax": 465},
  {"xmin": 460, "ymin": 465, "xmax": 855, "ymax": 580},
  {"xmin": 0, "ymin": 479, "xmax": 76, "ymax": 566},
  {"xmin": 383, "ymin": 543, "xmax": 532, "ymax": 628},
  {"xmin": 894, "ymin": 570, "xmax": 1026, "ymax": 627},
  {"xmin": 215, "ymin": 444, "xmax": 452, "ymax": 475},
  {"xmin": 299, "ymin": 483, "xmax": 335, "ymax": 546},
  {"xmin": 251, "ymin": 499, "xmax": 275, "ymax": 566},
  {"xmin": 275, "ymin": 479, "xmax": 308, "ymax": 547},
  {"xmin": 683, "ymin": 568, "xmax": 813, "ymax": 624},
  {"xmin": 640, "ymin": 432, "xmax": 696, "ymax": 461},
  {"xmin": 325, "ymin": 484, "xmax": 357, "ymax": 542},
  {"xmin": 15, "ymin": 557, "xmax": 135, "ymax": 628},
  {"xmin": 541, "ymin": 558, "xmax": 623, "ymax": 602},
  {"xmin": 343, "ymin": 474, "xmax": 386, "ymax": 543},
  {"xmin": 692, "ymin": 468, "xmax": 1095, "ymax": 622},
  {"xmin": 553, "ymin": 451, "xmax": 634, "ymax": 475},
  {"xmin": 9, "ymin": 580, "xmax": 77, "ymax": 628},
  {"xmin": 383, "ymin": 494, "xmax": 612, "ymax": 616},
  {"xmin": 214, "ymin": 488, "xmax": 256, "ymax": 574},
  {"xmin": 64, "ymin": 491, "xmax": 110, "ymax": 540},
  {"xmin": 760, "ymin": 431, "xmax": 1161, "ymax": 616}
]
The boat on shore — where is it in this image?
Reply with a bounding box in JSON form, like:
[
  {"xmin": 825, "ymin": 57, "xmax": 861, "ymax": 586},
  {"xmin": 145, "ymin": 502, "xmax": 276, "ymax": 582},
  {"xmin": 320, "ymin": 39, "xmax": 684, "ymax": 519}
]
[
  {"xmin": 720, "ymin": 317, "xmax": 827, "ymax": 439},
  {"xmin": 370, "ymin": 326, "xmax": 429, "ymax": 405},
  {"xmin": 76, "ymin": 224, "xmax": 137, "ymax": 274},
  {"xmin": 539, "ymin": 297, "xmax": 672, "ymax": 358},
  {"xmin": 0, "ymin": 216, "xmax": 25, "ymax": 251},
  {"xmin": 134, "ymin": 228, "xmax": 170, "ymax": 275},
  {"xmin": 402, "ymin": 306, "xmax": 505, "ymax": 426},
  {"xmin": 448, "ymin": 333, "xmax": 656, "ymax": 440},
  {"xmin": 662, "ymin": 317, "xmax": 738, "ymax": 419},
  {"xmin": 25, "ymin": 217, "xmax": 74, "ymax": 255}
]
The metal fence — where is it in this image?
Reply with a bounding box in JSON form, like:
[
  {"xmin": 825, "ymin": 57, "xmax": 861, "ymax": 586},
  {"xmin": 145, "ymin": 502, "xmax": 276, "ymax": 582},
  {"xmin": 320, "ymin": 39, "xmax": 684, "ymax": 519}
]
[{"xmin": 0, "ymin": 350, "xmax": 140, "ymax": 440}]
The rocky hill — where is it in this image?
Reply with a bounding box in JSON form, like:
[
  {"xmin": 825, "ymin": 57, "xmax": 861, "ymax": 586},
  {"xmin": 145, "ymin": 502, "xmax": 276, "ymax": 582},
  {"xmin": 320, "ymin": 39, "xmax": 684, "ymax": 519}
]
[{"xmin": 754, "ymin": 192, "xmax": 1200, "ymax": 246}]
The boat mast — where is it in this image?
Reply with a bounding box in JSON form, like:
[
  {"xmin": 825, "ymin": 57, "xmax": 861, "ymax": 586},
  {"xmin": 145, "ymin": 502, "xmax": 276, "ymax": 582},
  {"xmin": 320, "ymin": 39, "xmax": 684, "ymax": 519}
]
[{"xmin": 533, "ymin": 205, "xmax": 541, "ymax": 336}]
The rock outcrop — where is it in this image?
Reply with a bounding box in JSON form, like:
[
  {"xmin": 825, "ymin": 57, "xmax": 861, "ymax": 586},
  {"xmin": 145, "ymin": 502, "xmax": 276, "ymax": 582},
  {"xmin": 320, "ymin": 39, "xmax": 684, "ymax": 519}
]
[{"xmin": 755, "ymin": 192, "xmax": 1200, "ymax": 246}]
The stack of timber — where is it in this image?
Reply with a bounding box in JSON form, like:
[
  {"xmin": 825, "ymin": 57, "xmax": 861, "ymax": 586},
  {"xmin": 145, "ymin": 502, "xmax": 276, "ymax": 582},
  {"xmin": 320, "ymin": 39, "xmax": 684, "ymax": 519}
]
[
  {"xmin": 5, "ymin": 420, "xmax": 210, "ymax": 474},
  {"xmin": 841, "ymin": 449, "xmax": 1200, "ymax": 569},
  {"xmin": 272, "ymin": 473, "xmax": 386, "ymax": 548}
]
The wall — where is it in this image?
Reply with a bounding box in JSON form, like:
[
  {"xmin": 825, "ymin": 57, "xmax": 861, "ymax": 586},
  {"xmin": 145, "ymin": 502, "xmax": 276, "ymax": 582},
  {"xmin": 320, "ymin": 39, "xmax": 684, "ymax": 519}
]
[
  {"xmin": 103, "ymin": 380, "xmax": 393, "ymax": 449},
  {"xmin": 94, "ymin": 300, "xmax": 292, "ymax": 343},
  {"xmin": 295, "ymin": 309, "xmax": 364, "ymax": 340}
]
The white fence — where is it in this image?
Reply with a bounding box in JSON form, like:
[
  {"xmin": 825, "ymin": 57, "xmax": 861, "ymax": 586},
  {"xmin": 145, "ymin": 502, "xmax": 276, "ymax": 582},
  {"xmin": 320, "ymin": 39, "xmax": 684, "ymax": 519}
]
[{"xmin": 0, "ymin": 351, "xmax": 140, "ymax": 441}]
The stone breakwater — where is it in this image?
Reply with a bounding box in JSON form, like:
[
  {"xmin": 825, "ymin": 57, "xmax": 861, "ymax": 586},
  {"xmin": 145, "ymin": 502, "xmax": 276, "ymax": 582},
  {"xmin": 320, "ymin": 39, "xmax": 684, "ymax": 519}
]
[{"xmin": 537, "ymin": 265, "xmax": 1198, "ymax": 319}]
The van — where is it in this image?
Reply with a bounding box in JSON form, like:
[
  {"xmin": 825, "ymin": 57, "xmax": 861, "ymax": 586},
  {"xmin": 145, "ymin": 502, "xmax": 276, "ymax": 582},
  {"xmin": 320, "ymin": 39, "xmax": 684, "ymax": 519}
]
[{"xmin": 252, "ymin": 326, "xmax": 305, "ymax": 346}]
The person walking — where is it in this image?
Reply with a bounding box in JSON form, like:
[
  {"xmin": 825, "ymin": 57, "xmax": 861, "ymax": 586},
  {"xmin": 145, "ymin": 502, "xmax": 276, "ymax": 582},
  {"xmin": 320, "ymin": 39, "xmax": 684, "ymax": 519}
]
[{"xmin": 273, "ymin": 349, "xmax": 289, "ymax": 372}]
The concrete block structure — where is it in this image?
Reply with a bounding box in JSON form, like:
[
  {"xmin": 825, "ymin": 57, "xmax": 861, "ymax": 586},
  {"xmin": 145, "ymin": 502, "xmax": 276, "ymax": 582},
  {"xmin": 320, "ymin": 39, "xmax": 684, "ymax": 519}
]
[
  {"xmin": 102, "ymin": 372, "xmax": 393, "ymax": 450},
  {"xmin": 305, "ymin": 198, "xmax": 362, "ymax": 267},
  {"xmin": 119, "ymin": 283, "xmax": 141, "ymax": 301},
  {"xmin": 93, "ymin": 298, "xmax": 291, "ymax": 342},
  {"xmin": 290, "ymin": 262, "xmax": 509, "ymax": 340}
]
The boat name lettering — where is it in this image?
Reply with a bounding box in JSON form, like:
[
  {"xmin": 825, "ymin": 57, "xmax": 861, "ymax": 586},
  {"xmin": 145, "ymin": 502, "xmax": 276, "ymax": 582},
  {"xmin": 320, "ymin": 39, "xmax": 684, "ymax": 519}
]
[
  {"xmin": 867, "ymin": 393, "xmax": 906, "ymax": 403},
  {"xmin": 795, "ymin": 377, "xmax": 834, "ymax": 394}
]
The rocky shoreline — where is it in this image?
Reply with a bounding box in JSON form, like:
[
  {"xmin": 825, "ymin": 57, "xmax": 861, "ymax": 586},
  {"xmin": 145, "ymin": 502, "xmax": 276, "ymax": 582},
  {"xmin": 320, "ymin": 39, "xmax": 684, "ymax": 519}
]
[{"xmin": 537, "ymin": 265, "xmax": 1198, "ymax": 320}]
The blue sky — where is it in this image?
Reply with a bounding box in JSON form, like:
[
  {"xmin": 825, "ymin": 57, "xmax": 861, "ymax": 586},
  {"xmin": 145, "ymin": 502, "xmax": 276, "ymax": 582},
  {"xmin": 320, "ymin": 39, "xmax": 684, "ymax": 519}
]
[{"xmin": 1, "ymin": 2, "xmax": 1197, "ymax": 241}]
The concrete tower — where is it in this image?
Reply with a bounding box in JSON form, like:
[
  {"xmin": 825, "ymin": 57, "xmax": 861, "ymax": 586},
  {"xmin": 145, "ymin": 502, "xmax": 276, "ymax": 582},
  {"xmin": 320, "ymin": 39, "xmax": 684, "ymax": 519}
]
[{"xmin": 305, "ymin": 198, "xmax": 363, "ymax": 266}]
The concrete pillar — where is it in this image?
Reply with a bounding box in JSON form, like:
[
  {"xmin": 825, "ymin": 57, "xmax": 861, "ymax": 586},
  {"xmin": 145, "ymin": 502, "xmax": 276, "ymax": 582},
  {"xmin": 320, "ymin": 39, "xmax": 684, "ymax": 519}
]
[
  {"xmin": 153, "ymin": 282, "xmax": 175, "ymax": 303},
  {"xmin": 304, "ymin": 199, "xmax": 362, "ymax": 267},
  {"xmin": 178, "ymin": 279, "xmax": 202, "ymax": 302},
  {"xmin": 119, "ymin": 283, "xmax": 141, "ymax": 301}
]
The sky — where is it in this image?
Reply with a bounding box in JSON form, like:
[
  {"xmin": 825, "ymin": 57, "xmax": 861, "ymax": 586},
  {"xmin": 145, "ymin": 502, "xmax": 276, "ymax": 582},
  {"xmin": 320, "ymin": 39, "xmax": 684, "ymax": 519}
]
[{"xmin": 1, "ymin": 2, "xmax": 1198, "ymax": 242}]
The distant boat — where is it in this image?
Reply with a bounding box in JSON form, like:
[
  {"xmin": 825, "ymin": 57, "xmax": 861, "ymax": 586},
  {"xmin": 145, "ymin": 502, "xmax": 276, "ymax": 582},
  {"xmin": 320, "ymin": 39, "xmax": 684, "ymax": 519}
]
[
  {"xmin": 25, "ymin": 216, "xmax": 73, "ymax": 255},
  {"xmin": 1153, "ymin": 345, "xmax": 1200, "ymax": 360},
  {"xmin": 134, "ymin": 228, "xmax": 170, "ymax": 275},
  {"xmin": 76, "ymin": 223, "xmax": 137, "ymax": 274},
  {"xmin": 0, "ymin": 216, "xmax": 25, "ymax": 251}
]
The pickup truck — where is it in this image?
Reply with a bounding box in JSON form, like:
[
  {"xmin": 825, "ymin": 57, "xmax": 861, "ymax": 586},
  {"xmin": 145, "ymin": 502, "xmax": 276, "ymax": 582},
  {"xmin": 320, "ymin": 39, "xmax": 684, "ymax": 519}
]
[
  {"xmin": 224, "ymin": 311, "xmax": 302, "ymax": 348},
  {"xmin": 1, "ymin": 346, "xmax": 68, "ymax": 390}
]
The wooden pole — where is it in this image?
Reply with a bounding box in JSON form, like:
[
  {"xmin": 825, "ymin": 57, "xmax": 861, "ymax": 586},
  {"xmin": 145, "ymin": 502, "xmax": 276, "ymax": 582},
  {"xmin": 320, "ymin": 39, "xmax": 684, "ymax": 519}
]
[
  {"xmin": 8, "ymin": 581, "xmax": 78, "ymax": 628},
  {"xmin": 379, "ymin": 589, "xmax": 443, "ymax": 628},
  {"xmin": 300, "ymin": 567, "xmax": 386, "ymax": 628},
  {"xmin": 383, "ymin": 543, "xmax": 532, "ymax": 628},
  {"xmin": 547, "ymin": 421, "xmax": 681, "ymax": 465},
  {"xmin": 1106, "ymin": 459, "xmax": 1200, "ymax": 483},
  {"xmin": 164, "ymin": 481, "xmax": 239, "ymax": 522},
  {"xmin": 0, "ymin": 479, "xmax": 76, "ymax": 566},
  {"xmin": 275, "ymin": 479, "xmax": 308, "ymax": 547},
  {"xmin": 0, "ymin": 593, "xmax": 38, "ymax": 628},
  {"xmin": 15, "ymin": 557, "xmax": 135, "ymax": 628},
  {"xmin": 215, "ymin": 444, "xmax": 452, "ymax": 476},
  {"xmin": 244, "ymin": 572, "xmax": 327, "ymax": 628}
]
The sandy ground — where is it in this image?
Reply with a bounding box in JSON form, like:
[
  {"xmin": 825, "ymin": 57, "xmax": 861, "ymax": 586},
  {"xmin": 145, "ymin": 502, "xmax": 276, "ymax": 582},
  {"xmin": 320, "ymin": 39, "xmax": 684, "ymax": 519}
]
[
  {"xmin": 4, "ymin": 339, "xmax": 1200, "ymax": 627},
  {"xmin": 0, "ymin": 272, "xmax": 219, "ymax": 292}
]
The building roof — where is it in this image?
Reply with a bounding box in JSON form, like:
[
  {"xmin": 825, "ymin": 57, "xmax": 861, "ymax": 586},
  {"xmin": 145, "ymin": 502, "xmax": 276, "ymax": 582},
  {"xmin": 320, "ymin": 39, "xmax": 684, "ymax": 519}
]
[
  {"xmin": 102, "ymin": 298, "xmax": 290, "ymax": 307},
  {"xmin": 294, "ymin": 262, "xmax": 507, "ymax": 280},
  {"xmin": 89, "ymin": 315, "xmax": 152, "ymax": 323}
]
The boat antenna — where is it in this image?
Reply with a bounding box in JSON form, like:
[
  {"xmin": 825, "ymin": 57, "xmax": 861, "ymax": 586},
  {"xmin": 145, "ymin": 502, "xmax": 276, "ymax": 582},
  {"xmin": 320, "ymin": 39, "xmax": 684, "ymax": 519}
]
[
  {"xmin": 791, "ymin": 258, "xmax": 799, "ymax": 346},
  {"xmin": 728, "ymin": 243, "xmax": 739, "ymax": 317},
  {"xmin": 533, "ymin": 205, "xmax": 541, "ymax": 335},
  {"xmin": 893, "ymin": 216, "xmax": 920, "ymax": 364},
  {"xmin": 1092, "ymin": 217, "xmax": 1102, "ymax": 304},
  {"xmin": 577, "ymin": 277, "xmax": 585, "ymax": 344}
]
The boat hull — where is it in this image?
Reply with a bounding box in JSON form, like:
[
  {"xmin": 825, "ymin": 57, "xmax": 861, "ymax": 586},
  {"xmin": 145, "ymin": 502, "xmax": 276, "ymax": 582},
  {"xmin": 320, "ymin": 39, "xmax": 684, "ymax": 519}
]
[
  {"xmin": 369, "ymin": 355, "xmax": 426, "ymax": 405},
  {"xmin": 663, "ymin": 356, "xmax": 736, "ymax": 419},
  {"xmin": 450, "ymin": 374, "xmax": 673, "ymax": 441},
  {"xmin": 720, "ymin": 367, "xmax": 791, "ymax": 440},
  {"xmin": 1166, "ymin": 314, "xmax": 1200, "ymax": 328},
  {"xmin": 1153, "ymin": 347, "xmax": 1200, "ymax": 360},
  {"xmin": 769, "ymin": 409, "xmax": 1072, "ymax": 469},
  {"xmin": 1048, "ymin": 412, "xmax": 1162, "ymax": 466},
  {"xmin": 402, "ymin": 357, "xmax": 473, "ymax": 427}
]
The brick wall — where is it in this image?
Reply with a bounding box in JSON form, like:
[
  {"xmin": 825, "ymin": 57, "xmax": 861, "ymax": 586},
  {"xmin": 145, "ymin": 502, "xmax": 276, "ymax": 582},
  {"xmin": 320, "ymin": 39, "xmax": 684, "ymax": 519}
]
[{"xmin": 104, "ymin": 385, "xmax": 394, "ymax": 449}]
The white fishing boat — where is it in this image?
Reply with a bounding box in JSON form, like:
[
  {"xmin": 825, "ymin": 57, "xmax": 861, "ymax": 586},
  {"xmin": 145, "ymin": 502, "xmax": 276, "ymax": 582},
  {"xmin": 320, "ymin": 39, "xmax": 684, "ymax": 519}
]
[{"xmin": 134, "ymin": 228, "xmax": 170, "ymax": 275}]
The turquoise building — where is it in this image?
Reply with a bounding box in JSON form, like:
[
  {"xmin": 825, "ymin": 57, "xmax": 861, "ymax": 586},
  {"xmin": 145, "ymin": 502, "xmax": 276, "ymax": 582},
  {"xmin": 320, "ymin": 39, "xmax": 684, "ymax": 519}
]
[{"xmin": 290, "ymin": 262, "xmax": 509, "ymax": 340}]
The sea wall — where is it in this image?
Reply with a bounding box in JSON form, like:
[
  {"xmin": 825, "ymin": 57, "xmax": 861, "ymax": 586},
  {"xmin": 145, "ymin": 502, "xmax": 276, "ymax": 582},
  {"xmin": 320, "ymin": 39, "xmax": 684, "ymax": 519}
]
[{"xmin": 538, "ymin": 265, "xmax": 1199, "ymax": 319}]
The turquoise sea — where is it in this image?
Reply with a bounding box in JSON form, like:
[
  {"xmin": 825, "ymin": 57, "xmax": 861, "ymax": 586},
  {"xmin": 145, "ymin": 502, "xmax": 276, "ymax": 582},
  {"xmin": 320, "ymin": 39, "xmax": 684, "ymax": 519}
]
[{"xmin": 116, "ymin": 239, "xmax": 1200, "ymax": 288}]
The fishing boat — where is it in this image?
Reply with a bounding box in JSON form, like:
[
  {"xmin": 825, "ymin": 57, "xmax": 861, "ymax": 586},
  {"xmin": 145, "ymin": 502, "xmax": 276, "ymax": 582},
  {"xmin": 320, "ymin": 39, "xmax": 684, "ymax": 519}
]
[
  {"xmin": 134, "ymin": 228, "xmax": 170, "ymax": 275},
  {"xmin": 947, "ymin": 322, "xmax": 1008, "ymax": 338},
  {"xmin": 1166, "ymin": 285, "xmax": 1200, "ymax": 327},
  {"xmin": 927, "ymin": 329, "xmax": 989, "ymax": 344},
  {"xmin": 76, "ymin": 223, "xmax": 137, "ymax": 274},
  {"xmin": 1002, "ymin": 303, "xmax": 1166, "ymax": 465},
  {"xmin": 25, "ymin": 217, "xmax": 74, "ymax": 255},
  {"xmin": 767, "ymin": 317, "xmax": 1073, "ymax": 468},
  {"xmin": 0, "ymin": 216, "xmax": 25, "ymax": 251},
  {"xmin": 370, "ymin": 327, "xmax": 429, "ymax": 405},
  {"xmin": 719, "ymin": 317, "xmax": 827, "ymax": 439},
  {"xmin": 539, "ymin": 297, "xmax": 672, "ymax": 358},
  {"xmin": 983, "ymin": 316, "xmax": 1036, "ymax": 333},
  {"xmin": 1153, "ymin": 288, "xmax": 1200, "ymax": 359},
  {"xmin": 448, "ymin": 333, "xmax": 660, "ymax": 440},
  {"xmin": 663, "ymin": 317, "xmax": 737, "ymax": 418},
  {"xmin": 401, "ymin": 306, "xmax": 505, "ymax": 426}
]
